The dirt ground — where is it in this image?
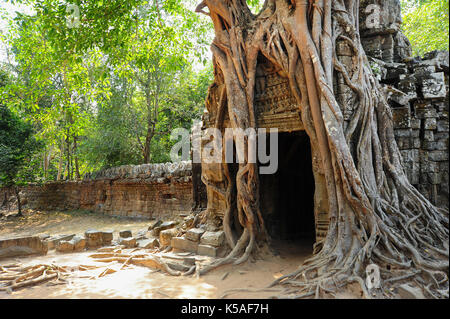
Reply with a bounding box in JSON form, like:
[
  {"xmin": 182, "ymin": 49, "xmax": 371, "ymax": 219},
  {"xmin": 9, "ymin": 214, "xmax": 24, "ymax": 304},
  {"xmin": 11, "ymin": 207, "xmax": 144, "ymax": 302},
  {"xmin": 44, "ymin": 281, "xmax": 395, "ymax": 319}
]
[{"xmin": 0, "ymin": 210, "xmax": 362, "ymax": 299}]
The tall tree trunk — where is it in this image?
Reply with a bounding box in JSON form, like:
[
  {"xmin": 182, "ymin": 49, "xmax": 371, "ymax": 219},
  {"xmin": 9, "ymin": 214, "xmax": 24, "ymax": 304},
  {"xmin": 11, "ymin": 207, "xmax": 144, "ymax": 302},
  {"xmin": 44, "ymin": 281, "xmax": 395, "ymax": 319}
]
[
  {"xmin": 14, "ymin": 186, "xmax": 22, "ymax": 217},
  {"xmin": 65, "ymin": 135, "xmax": 71, "ymax": 181},
  {"xmin": 57, "ymin": 139, "xmax": 64, "ymax": 181},
  {"xmin": 73, "ymin": 136, "xmax": 80, "ymax": 180},
  {"xmin": 142, "ymin": 82, "xmax": 160, "ymax": 164},
  {"xmin": 196, "ymin": 0, "xmax": 449, "ymax": 298}
]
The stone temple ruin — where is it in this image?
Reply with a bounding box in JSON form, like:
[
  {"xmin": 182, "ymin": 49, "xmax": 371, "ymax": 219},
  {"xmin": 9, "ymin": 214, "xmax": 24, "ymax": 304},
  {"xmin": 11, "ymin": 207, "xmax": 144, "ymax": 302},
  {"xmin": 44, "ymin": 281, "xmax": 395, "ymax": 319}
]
[
  {"xmin": 0, "ymin": 0, "xmax": 448, "ymax": 259},
  {"xmin": 198, "ymin": 0, "xmax": 449, "ymax": 247}
]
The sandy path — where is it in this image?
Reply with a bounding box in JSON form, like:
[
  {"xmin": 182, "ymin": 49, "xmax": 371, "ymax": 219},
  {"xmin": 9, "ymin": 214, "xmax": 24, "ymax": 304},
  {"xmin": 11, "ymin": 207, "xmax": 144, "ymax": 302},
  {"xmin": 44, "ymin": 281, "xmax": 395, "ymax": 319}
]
[{"xmin": 0, "ymin": 210, "xmax": 356, "ymax": 299}]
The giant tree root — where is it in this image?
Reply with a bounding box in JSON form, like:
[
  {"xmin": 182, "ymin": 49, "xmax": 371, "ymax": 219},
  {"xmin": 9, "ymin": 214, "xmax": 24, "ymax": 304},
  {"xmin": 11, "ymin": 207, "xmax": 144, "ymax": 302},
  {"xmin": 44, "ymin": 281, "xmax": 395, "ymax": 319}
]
[
  {"xmin": 91, "ymin": 253, "xmax": 195, "ymax": 276},
  {"xmin": 0, "ymin": 264, "xmax": 68, "ymax": 293}
]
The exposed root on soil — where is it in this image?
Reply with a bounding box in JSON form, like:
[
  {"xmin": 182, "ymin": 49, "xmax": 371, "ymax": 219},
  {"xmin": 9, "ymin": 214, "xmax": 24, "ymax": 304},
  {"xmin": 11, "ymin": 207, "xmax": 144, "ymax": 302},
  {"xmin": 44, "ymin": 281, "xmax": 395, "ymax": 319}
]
[{"xmin": 0, "ymin": 263, "xmax": 72, "ymax": 293}]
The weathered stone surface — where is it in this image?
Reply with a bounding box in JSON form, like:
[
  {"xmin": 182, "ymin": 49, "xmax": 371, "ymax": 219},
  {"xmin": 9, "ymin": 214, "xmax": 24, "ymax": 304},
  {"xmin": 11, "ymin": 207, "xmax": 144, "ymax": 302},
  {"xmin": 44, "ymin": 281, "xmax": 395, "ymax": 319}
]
[
  {"xmin": 185, "ymin": 228, "xmax": 205, "ymax": 242},
  {"xmin": 136, "ymin": 230, "xmax": 148, "ymax": 240},
  {"xmin": 119, "ymin": 230, "xmax": 132, "ymax": 238},
  {"xmin": 397, "ymin": 284, "xmax": 426, "ymax": 299},
  {"xmin": 421, "ymin": 72, "xmax": 447, "ymax": 99},
  {"xmin": 159, "ymin": 228, "xmax": 179, "ymax": 247},
  {"xmin": 423, "ymin": 50, "xmax": 450, "ymax": 73},
  {"xmin": 137, "ymin": 238, "xmax": 159, "ymax": 249},
  {"xmin": 152, "ymin": 221, "xmax": 178, "ymax": 236},
  {"xmin": 428, "ymin": 151, "xmax": 449, "ymax": 162},
  {"xmin": 0, "ymin": 236, "xmax": 48, "ymax": 259},
  {"xmin": 45, "ymin": 234, "xmax": 75, "ymax": 250},
  {"xmin": 119, "ymin": 237, "xmax": 137, "ymax": 248},
  {"xmin": 200, "ymin": 231, "xmax": 225, "ymax": 247},
  {"xmin": 171, "ymin": 237, "xmax": 198, "ymax": 253},
  {"xmin": 0, "ymin": 161, "xmax": 195, "ymax": 221},
  {"xmin": 148, "ymin": 220, "xmax": 163, "ymax": 231},
  {"xmin": 166, "ymin": 262, "xmax": 191, "ymax": 272},
  {"xmin": 56, "ymin": 240, "xmax": 74, "ymax": 253},
  {"xmin": 392, "ymin": 107, "xmax": 411, "ymax": 129},
  {"xmin": 84, "ymin": 230, "xmax": 103, "ymax": 248},
  {"xmin": 197, "ymin": 244, "xmax": 218, "ymax": 257},
  {"xmin": 101, "ymin": 231, "xmax": 114, "ymax": 244},
  {"xmin": 69, "ymin": 235, "xmax": 87, "ymax": 252}
]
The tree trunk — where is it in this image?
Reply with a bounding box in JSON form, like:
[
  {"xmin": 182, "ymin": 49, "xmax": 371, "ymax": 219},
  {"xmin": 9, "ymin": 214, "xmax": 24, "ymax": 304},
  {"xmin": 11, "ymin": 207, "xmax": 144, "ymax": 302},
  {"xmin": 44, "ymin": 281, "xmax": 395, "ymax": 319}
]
[
  {"xmin": 142, "ymin": 82, "xmax": 160, "ymax": 164},
  {"xmin": 196, "ymin": 0, "xmax": 449, "ymax": 298},
  {"xmin": 14, "ymin": 186, "xmax": 22, "ymax": 217},
  {"xmin": 57, "ymin": 139, "xmax": 64, "ymax": 181},
  {"xmin": 73, "ymin": 136, "xmax": 80, "ymax": 180}
]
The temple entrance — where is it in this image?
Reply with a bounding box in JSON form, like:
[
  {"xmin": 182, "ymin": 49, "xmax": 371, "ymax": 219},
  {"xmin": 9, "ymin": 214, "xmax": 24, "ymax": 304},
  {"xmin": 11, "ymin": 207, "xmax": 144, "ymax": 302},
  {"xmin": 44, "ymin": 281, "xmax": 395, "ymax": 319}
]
[{"xmin": 259, "ymin": 131, "xmax": 316, "ymax": 252}]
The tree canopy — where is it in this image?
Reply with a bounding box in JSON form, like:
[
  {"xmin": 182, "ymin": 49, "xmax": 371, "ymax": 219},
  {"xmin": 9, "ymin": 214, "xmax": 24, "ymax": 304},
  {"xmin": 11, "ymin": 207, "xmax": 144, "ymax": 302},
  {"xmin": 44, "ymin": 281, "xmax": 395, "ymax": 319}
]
[
  {"xmin": 0, "ymin": 0, "xmax": 212, "ymax": 180},
  {"xmin": 0, "ymin": 0, "xmax": 447, "ymax": 183},
  {"xmin": 401, "ymin": 0, "xmax": 449, "ymax": 56}
]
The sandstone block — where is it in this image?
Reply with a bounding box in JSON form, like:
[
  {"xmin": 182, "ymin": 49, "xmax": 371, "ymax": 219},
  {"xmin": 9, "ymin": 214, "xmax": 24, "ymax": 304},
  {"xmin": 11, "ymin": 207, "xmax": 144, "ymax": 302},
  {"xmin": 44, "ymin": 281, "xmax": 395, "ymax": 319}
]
[
  {"xmin": 148, "ymin": 220, "xmax": 163, "ymax": 231},
  {"xmin": 69, "ymin": 235, "xmax": 86, "ymax": 252},
  {"xmin": 200, "ymin": 231, "xmax": 225, "ymax": 247},
  {"xmin": 0, "ymin": 236, "xmax": 48, "ymax": 259},
  {"xmin": 185, "ymin": 228, "xmax": 205, "ymax": 242},
  {"xmin": 119, "ymin": 237, "xmax": 137, "ymax": 248},
  {"xmin": 137, "ymin": 238, "xmax": 159, "ymax": 249},
  {"xmin": 45, "ymin": 234, "xmax": 75, "ymax": 250},
  {"xmin": 197, "ymin": 244, "xmax": 218, "ymax": 257},
  {"xmin": 429, "ymin": 151, "xmax": 449, "ymax": 162},
  {"xmin": 84, "ymin": 230, "xmax": 103, "ymax": 248},
  {"xmin": 101, "ymin": 231, "xmax": 114, "ymax": 244},
  {"xmin": 421, "ymin": 72, "xmax": 446, "ymax": 99},
  {"xmin": 119, "ymin": 230, "xmax": 132, "ymax": 238},
  {"xmin": 424, "ymin": 118, "xmax": 437, "ymax": 130},
  {"xmin": 56, "ymin": 240, "xmax": 74, "ymax": 253},
  {"xmin": 152, "ymin": 221, "xmax": 178, "ymax": 236},
  {"xmin": 171, "ymin": 237, "xmax": 198, "ymax": 253},
  {"xmin": 160, "ymin": 228, "xmax": 179, "ymax": 247}
]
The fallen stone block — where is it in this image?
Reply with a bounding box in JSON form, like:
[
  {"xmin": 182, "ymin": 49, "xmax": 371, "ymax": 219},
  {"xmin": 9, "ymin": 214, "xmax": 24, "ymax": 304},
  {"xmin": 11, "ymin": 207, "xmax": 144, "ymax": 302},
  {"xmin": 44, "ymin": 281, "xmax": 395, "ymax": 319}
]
[
  {"xmin": 137, "ymin": 238, "xmax": 159, "ymax": 249},
  {"xmin": 197, "ymin": 244, "xmax": 218, "ymax": 257},
  {"xmin": 200, "ymin": 231, "xmax": 225, "ymax": 247},
  {"xmin": 167, "ymin": 261, "xmax": 191, "ymax": 272},
  {"xmin": 152, "ymin": 221, "xmax": 178, "ymax": 236},
  {"xmin": 101, "ymin": 231, "xmax": 114, "ymax": 245},
  {"xmin": 185, "ymin": 228, "xmax": 205, "ymax": 242},
  {"xmin": 119, "ymin": 230, "xmax": 132, "ymax": 238},
  {"xmin": 148, "ymin": 220, "xmax": 163, "ymax": 231},
  {"xmin": 171, "ymin": 237, "xmax": 198, "ymax": 253},
  {"xmin": 84, "ymin": 230, "xmax": 103, "ymax": 248},
  {"xmin": 45, "ymin": 234, "xmax": 75, "ymax": 250},
  {"xmin": 0, "ymin": 236, "xmax": 48, "ymax": 259},
  {"xmin": 56, "ymin": 240, "xmax": 74, "ymax": 253},
  {"xmin": 136, "ymin": 230, "xmax": 148, "ymax": 240},
  {"xmin": 160, "ymin": 228, "xmax": 179, "ymax": 247},
  {"xmin": 38, "ymin": 234, "xmax": 51, "ymax": 241},
  {"xmin": 119, "ymin": 237, "xmax": 137, "ymax": 248},
  {"xmin": 69, "ymin": 235, "xmax": 86, "ymax": 252}
]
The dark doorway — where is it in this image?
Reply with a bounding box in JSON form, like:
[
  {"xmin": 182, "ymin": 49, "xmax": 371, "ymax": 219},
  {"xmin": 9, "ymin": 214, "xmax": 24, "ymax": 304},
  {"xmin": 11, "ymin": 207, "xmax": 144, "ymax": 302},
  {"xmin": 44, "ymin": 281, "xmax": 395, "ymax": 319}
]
[{"xmin": 259, "ymin": 131, "xmax": 316, "ymax": 242}]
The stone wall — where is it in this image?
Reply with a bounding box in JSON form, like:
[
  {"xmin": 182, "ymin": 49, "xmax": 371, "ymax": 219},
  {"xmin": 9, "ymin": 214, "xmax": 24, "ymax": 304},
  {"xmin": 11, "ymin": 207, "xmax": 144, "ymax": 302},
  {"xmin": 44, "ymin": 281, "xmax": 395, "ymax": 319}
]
[
  {"xmin": 1, "ymin": 162, "xmax": 194, "ymax": 219},
  {"xmin": 359, "ymin": 0, "xmax": 449, "ymax": 207}
]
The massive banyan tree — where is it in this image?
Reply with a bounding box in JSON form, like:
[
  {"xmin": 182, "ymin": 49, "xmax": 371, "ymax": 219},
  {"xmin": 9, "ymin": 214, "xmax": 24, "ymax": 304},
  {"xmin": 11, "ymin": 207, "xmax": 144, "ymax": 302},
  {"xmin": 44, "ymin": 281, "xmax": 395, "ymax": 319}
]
[{"xmin": 194, "ymin": 0, "xmax": 449, "ymax": 298}]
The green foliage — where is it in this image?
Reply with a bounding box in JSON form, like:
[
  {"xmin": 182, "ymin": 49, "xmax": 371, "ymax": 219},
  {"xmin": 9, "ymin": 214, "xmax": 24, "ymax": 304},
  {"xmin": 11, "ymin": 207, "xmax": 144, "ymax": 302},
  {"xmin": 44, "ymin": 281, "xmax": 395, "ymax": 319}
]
[
  {"xmin": 1, "ymin": 0, "xmax": 212, "ymax": 179},
  {"xmin": 401, "ymin": 0, "xmax": 449, "ymax": 56},
  {"xmin": 0, "ymin": 79, "xmax": 42, "ymax": 187}
]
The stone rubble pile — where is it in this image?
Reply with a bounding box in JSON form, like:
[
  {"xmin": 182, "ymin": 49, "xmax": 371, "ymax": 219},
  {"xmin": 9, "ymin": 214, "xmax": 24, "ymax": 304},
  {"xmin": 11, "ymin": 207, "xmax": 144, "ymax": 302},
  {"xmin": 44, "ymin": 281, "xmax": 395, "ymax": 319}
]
[{"xmin": 0, "ymin": 214, "xmax": 228, "ymax": 261}]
